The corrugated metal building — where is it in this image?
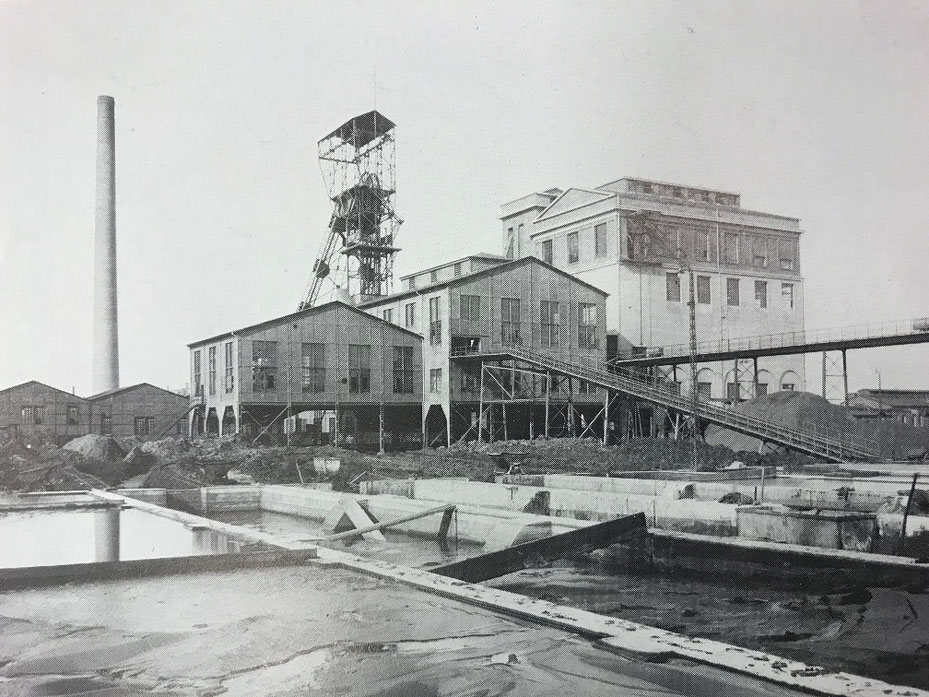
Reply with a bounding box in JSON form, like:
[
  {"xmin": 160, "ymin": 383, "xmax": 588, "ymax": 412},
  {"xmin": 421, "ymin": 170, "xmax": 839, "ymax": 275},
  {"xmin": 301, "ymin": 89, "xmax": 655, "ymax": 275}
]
[{"xmin": 187, "ymin": 301, "xmax": 423, "ymax": 449}]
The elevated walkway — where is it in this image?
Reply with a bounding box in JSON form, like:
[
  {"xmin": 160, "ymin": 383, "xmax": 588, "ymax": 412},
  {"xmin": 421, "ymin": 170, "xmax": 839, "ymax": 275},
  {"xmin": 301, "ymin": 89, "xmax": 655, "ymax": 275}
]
[
  {"xmin": 610, "ymin": 316, "xmax": 929, "ymax": 367},
  {"xmin": 453, "ymin": 345, "xmax": 879, "ymax": 463}
]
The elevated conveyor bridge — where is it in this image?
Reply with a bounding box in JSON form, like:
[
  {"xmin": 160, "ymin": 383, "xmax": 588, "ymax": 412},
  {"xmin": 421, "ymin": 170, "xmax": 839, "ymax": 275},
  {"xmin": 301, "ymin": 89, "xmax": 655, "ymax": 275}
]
[{"xmin": 453, "ymin": 345, "xmax": 879, "ymax": 464}]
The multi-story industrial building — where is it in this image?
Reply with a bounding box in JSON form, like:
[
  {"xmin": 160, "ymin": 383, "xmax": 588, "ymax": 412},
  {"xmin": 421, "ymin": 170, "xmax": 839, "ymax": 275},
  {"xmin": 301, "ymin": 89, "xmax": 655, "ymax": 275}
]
[
  {"xmin": 502, "ymin": 178, "xmax": 806, "ymax": 402},
  {"xmin": 359, "ymin": 255, "xmax": 608, "ymax": 446},
  {"xmin": 848, "ymin": 389, "xmax": 929, "ymax": 427},
  {"xmin": 187, "ymin": 301, "xmax": 423, "ymax": 449}
]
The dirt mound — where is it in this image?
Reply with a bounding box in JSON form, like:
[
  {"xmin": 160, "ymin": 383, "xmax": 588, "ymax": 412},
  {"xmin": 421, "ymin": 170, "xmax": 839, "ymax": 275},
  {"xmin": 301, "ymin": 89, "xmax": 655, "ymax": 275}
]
[
  {"xmin": 704, "ymin": 391, "xmax": 929, "ymax": 459},
  {"xmin": 62, "ymin": 434, "xmax": 127, "ymax": 462},
  {"xmin": 705, "ymin": 391, "xmax": 858, "ymax": 454}
]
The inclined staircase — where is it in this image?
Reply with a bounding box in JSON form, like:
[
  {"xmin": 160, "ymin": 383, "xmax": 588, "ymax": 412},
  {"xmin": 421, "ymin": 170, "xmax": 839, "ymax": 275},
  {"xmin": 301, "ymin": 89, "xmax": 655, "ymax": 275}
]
[{"xmin": 455, "ymin": 345, "xmax": 879, "ymax": 464}]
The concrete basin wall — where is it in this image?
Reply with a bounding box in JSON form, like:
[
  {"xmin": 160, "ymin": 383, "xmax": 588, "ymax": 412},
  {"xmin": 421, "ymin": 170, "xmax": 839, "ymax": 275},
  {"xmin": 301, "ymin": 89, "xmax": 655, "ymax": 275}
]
[
  {"xmin": 736, "ymin": 506, "xmax": 875, "ymax": 551},
  {"xmin": 372, "ymin": 479, "xmax": 739, "ymax": 536}
]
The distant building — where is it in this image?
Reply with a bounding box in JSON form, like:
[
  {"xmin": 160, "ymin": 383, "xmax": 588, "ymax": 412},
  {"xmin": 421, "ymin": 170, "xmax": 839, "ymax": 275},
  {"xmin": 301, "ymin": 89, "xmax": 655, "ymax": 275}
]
[
  {"xmin": 502, "ymin": 178, "xmax": 806, "ymax": 401},
  {"xmin": 187, "ymin": 301, "xmax": 423, "ymax": 449},
  {"xmin": 360, "ymin": 255, "xmax": 609, "ymax": 446},
  {"xmin": 0, "ymin": 380, "xmax": 188, "ymax": 444},
  {"xmin": 848, "ymin": 389, "xmax": 929, "ymax": 427},
  {"xmin": 0, "ymin": 381, "xmax": 88, "ymax": 444},
  {"xmin": 88, "ymin": 383, "xmax": 189, "ymax": 441}
]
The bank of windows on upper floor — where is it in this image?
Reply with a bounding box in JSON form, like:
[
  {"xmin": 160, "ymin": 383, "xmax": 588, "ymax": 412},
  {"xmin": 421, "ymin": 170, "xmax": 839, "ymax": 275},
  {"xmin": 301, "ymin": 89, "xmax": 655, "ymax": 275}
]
[
  {"xmin": 666, "ymin": 273, "xmax": 795, "ymax": 311},
  {"xmin": 559, "ymin": 223, "xmax": 609, "ymax": 266}
]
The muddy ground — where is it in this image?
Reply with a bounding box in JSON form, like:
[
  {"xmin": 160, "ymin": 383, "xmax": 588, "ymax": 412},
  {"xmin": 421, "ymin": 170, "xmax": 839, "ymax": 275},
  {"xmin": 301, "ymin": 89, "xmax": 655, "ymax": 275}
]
[{"xmin": 1, "ymin": 431, "xmax": 805, "ymax": 495}]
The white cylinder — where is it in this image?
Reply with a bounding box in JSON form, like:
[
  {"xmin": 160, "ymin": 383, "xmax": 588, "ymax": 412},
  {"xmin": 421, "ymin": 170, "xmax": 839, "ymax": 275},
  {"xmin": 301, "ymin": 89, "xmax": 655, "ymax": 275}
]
[{"xmin": 93, "ymin": 95, "xmax": 119, "ymax": 393}]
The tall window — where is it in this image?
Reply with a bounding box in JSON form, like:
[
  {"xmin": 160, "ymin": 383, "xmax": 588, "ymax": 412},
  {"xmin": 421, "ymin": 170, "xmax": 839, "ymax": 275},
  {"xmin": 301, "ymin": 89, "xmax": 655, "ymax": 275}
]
[
  {"xmin": 501, "ymin": 298, "xmax": 521, "ymax": 346},
  {"xmin": 405, "ymin": 302, "xmax": 416, "ymax": 328},
  {"xmin": 594, "ymin": 223, "xmax": 607, "ymax": 257},
  {"xmin": 32, "ymin": 406, "xmax": 45, "ymax": 425},
  {"xmin": 100, "ymin": 414, "xmax": 112, "ymax": 436},
  {"xmin": 430, "ymin": 270, "xmax": 438, "ymax": 283},
  {"xmin": 393, "ymin": 346, "xmax": 414, "ymax": 394},
  {"xmin": 542, "ymin": 239, "xmax": 553, "ymax": 265},
  {"xmin": 430, "ymin": 368, "xmax": 442, "ymax": 394},
  {"xmin": 460, "ymin": 294, "xmax": 481, "ymax": 322},
  {"xmin": 567, "ymin": 231, "xmax": 579, "ymax": 263},
  {"xmin": 208, "ymin": 346, "xmax": 217, "ymax": 395},
  {"xmin": 697, "ymin": 230, "xmax": 711, "ymax": 261},
  {"xmin": 224, "ymin": 341, "xmax": 235, "ymax": 393},
  {"xmin": 723, "ymin": 232, "xmax": 739, "ymax": 264},
  {"xmin": 697, "ymin": 381, "xmax": 712, "ymax": 398},
  {"xmin": 755, "ymin": 280, "xmax": 768, "ymax": 309},
  {"xmin": 67, "ymin": 405, "xmax": 79, "ymax": 425},
  {"xmin": 460, "ymin": 366, "xmax": 478, "ymax": 393},
  {"xmin": 453, "ymin": 262, "xmax": 462, "ymax": 277},
  {"xmin": 782, "ymin": 282, "xmax": 794, "ymax": 309},
  {"xmin": 578, "ymin": 303, "xmax": 598, "ymax": 349},
  {"xmin": 779, "ymin": 241, "xmax": 795, "ymax": 270},
  {"xmin": 666, "ymin": 272, "xmax": 681, "ymax": 302},
  {"xmin": 505, "ymin": 227, "xmax": 515, "ymax": 259},
  {"xmin": 348, "ymin": 345, "xmax": 371, "ymax": 393},
  {"xmin": 193, "ymin": 350, "xmax": 202, "ymax": 397},
  {"xmin": 407, "ymin": 278, "xmax": 416, "ymax": 290},
  {"xmin": 302, "ymin": 343, "xmax": 326, "ymax": 393},
  {"xmin": 251, "ymin": 340, "xmax": 278, "ymax": 391},
  {"xmin": 382, "ymin": 308, "xmax": 393, "ymax": 323},
  {"xmin": 21, "ymin": 407, "xmax": 31, "ymax": 425},
  {"xmin": 429, "ymin": 296, "xmax": 442, "ymax": 345},
  {"xmin": 697, "ymin": 275, "xmax": 711, "ymax": 304},
  {"xmin": 726, "ymin": 278, "xmax": 740, "ymax": 306},
  {"xmin": 540, "ymin": 300, "xmax": 560, "ymax": 348}
]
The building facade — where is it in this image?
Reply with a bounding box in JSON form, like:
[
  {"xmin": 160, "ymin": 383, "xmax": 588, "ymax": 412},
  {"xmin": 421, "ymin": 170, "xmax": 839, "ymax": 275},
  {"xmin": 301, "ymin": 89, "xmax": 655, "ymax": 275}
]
[
  {"xmin": 187, "ymin": 301, "xmax": 423, "ymax": 449},
  {"xmin": 848, "ymin": 389, "xmax": 929, "ymax": 427},
  {"xmin": 0, "ymin": 381, "xmax": 89, "ymax": 444},
  {"xmin": 88, "ymin": 383, "xmax": 189, "ymax": 441},
  {"xmin": 502, "ymin": 178, "xmax": 806, "ymax": 401},
  {"xmin": 360, "ymin": 256, "xmax": 608, "ymax": 445}
]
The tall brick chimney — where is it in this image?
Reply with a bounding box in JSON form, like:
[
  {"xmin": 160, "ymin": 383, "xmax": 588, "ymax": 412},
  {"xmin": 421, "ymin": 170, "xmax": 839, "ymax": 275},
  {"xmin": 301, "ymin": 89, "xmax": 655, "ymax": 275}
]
[{"xmin": 92, "ymin": 95, "xmax": 119, "ymax": 393}]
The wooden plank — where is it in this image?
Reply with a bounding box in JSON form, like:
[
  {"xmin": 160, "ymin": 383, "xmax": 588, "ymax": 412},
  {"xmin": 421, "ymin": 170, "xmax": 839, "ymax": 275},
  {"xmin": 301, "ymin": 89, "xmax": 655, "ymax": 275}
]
[
  {"xmin": 432, "ymin": 512, "xmax": 647, "ymax": 583},
  {"xmin": 320, "ymin": 504, "xmax": 456, "ymax": 543}
]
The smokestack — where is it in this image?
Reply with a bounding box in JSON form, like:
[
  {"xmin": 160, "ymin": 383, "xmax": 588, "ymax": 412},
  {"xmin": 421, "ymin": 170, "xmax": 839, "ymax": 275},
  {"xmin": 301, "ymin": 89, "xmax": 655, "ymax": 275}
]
[{"xmin": 92, "ymin": 95, "xmax": 119, "ymax": 393}]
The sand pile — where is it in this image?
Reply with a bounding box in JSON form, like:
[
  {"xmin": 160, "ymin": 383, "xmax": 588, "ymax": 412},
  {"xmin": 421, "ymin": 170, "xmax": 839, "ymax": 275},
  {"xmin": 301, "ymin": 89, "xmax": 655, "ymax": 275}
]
[
  {"xmin": 62, "ymin": 434, "xmax": 127, "ymax": 462},
  {"xmin": 705, "ymin": 391, "xmax": 929, "ymax": 458}
]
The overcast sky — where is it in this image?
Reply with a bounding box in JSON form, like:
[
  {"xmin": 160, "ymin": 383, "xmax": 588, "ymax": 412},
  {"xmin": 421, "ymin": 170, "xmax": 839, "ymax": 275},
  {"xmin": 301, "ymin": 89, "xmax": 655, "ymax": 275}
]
[{"xmin": 1, "ymin": 0, "xmax": 927, "ymax": 397}]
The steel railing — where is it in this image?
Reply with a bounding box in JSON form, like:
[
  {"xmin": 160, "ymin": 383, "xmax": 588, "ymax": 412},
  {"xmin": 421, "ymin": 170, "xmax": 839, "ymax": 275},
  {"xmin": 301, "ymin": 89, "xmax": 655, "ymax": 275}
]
[
  {"xmin": 612, "ymin": 316, "xmax": 929, "ymax": 363},
  {"xmin": 452, "ymin": 345, "xmax": 879, "ymax": 463}
]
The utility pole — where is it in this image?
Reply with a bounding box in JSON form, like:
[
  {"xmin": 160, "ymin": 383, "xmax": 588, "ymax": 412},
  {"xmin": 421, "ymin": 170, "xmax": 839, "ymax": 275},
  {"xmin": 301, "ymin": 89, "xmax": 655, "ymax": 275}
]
[{"xmin": 687, "ymin": 264, "xmax": 699, "ymax": 470}]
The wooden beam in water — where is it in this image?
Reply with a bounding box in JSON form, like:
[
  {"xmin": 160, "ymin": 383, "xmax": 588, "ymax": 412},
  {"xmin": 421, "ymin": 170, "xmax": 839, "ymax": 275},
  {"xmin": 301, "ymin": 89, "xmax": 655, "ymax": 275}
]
[
  {"xmin": 432, "ymin": 512, "xmax": 648, "ymax": 583},
  {"xmin": 319, "ymin": 504, "xmax": 457, "ymax": 544}
]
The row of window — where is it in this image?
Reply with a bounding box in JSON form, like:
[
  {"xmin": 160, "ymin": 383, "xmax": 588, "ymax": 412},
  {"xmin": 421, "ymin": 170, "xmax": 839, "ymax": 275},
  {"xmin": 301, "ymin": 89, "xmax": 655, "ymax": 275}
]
[
  {"xmin": 248, "ymin": 342, "xmax": 417, "ymax": 395},
  {"xmin": 193, "ymin": 341, "xmax": 236, "ymax": 398},
  {"xmin": 666, "ymin": 273, "xmax": 795, "ymax": 309},
  {"xmin": 411, "ymin": 296, "xmax": 599, "ymax": 349},
  {"xmin": 539, "ymin": 224, "xmax": 797, "ymax": 271}
]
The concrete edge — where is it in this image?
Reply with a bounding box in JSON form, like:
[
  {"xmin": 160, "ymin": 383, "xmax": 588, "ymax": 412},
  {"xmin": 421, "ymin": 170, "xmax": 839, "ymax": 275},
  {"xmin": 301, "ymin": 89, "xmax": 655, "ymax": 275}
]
[
  {"xmin": 313, "ymin": 547, "xmax": 928, "ymax": 697},
  {"xmin": 0, "ymin": 549, "xmax": 318, "ymax": 591}
]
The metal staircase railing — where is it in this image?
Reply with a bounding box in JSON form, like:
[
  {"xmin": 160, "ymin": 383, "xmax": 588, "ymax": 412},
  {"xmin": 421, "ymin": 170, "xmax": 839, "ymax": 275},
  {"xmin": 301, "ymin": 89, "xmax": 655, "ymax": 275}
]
[{"xmin": 453, "ymin": 345, "xmax": 879, "ymax": 463}]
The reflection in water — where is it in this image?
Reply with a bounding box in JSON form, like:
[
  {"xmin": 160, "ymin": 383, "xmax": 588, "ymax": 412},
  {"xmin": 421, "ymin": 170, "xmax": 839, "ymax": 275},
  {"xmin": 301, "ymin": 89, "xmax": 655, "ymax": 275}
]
[{"xmin": 0, "ymin": 506, "xmax": 241, "ymax": 568}]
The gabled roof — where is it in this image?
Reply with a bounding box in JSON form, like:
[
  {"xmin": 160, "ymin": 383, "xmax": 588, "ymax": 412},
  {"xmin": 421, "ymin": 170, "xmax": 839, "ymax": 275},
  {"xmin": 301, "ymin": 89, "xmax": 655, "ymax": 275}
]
[
  {"xmin": 359, "ymin": 256, "xmax": 608, "ymax": 309},
  {"xmin": 188, "ymin": 300, "xmax": 423, "ymax": 348},
  {"xmin": 0, "ymin": 380, "xmax": 87, "ymax": 401},
  {"xmin": 88, "ymin": 382, "xmax": 187, "ymax": 401},
  {"xmin": 535, "ymin": 187, "xmax": 614, "ymax": 222}
]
